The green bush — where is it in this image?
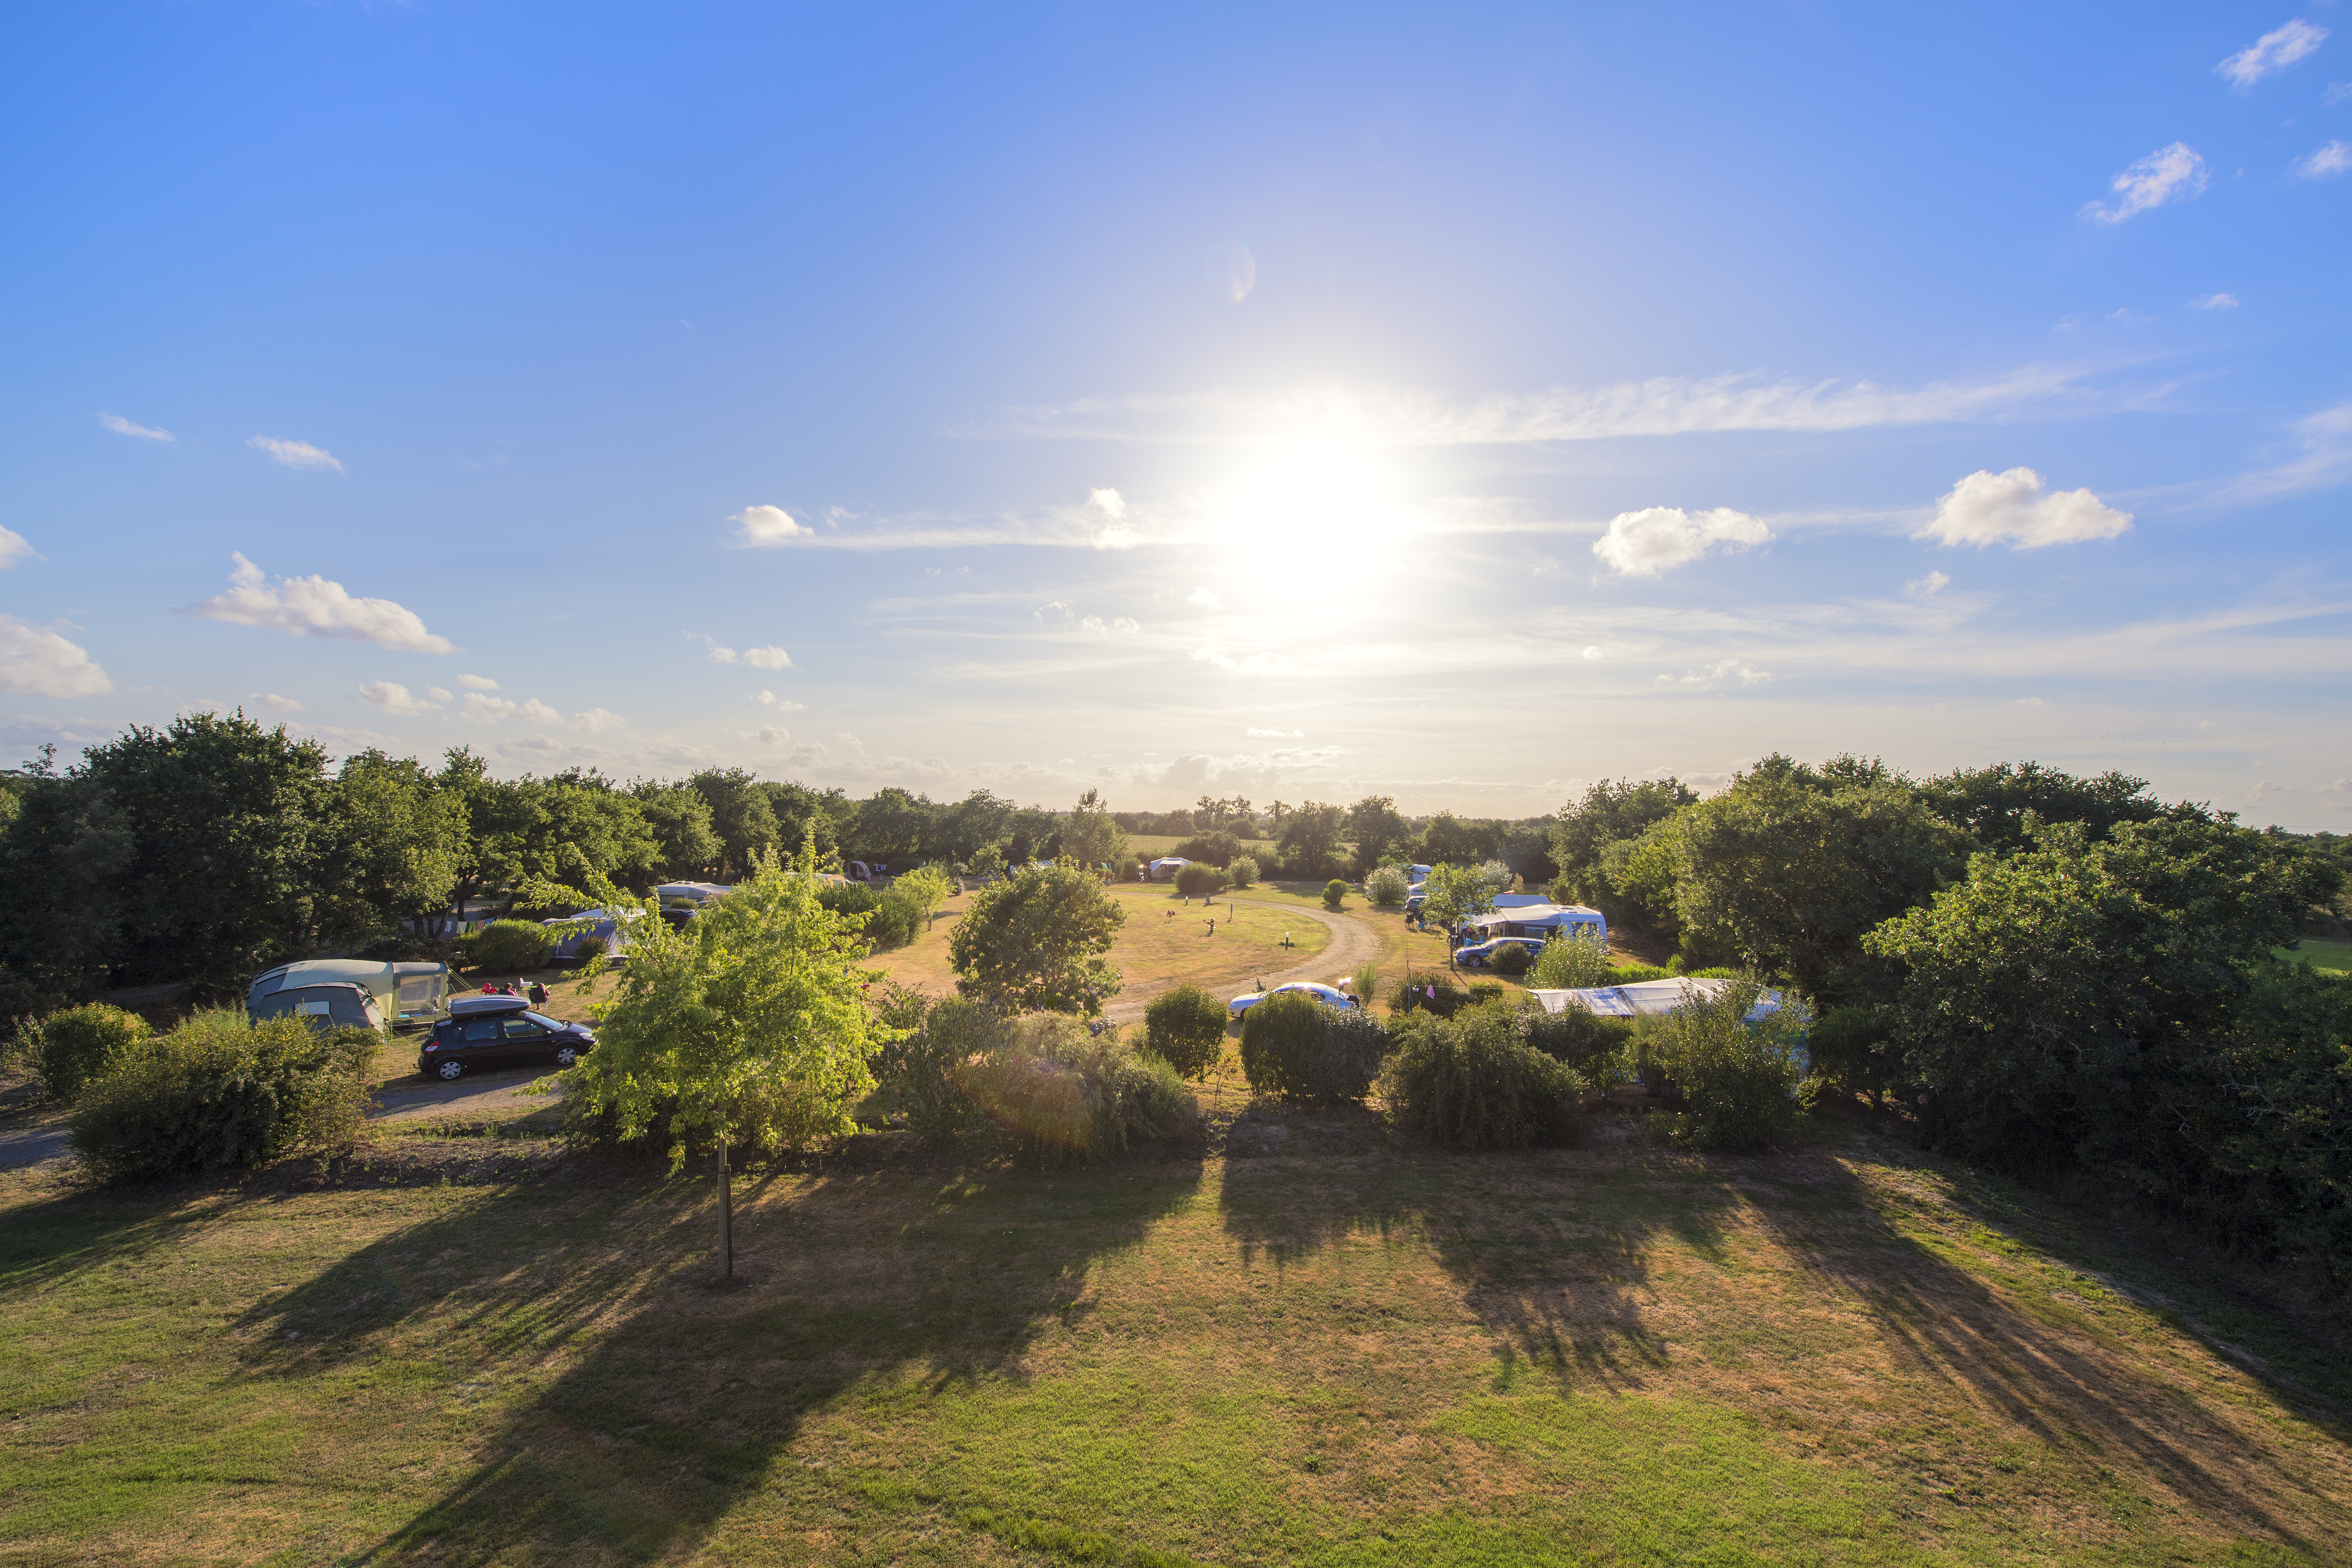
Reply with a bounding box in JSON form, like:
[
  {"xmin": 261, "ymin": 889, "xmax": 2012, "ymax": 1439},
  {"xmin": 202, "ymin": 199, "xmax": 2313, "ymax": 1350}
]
[
  {"xmin": 1386, "ymin": 975, "xmax": 1506, "ymax": 1018},
  {"xmin": 1366, "ymin": 866, "xmax": 1411, "ymax": 908},
  {"xmin": 25, "ymin": 1002, "xmax": 149, "ymax": 1102},
  {"xmin": 573, "ymin": 935, "xmax": 608, "ymax": 963},
  {"xmin": 867, "ymin": 885, "xmax": 925, "ymax": 948},
  {"xmin": 1143, "ymin": 984, "xmax": 1227, "ymax": 1081},
  {"xmin": 1382, "ymin": 1006, "xmax": 1584, "ymax": 1151},
  {"xmin": 1647, "ymin": 978, "xmax": 1812, "ymax": 1152},
  {"xmin": 1322, "ymin": 879, "xmax": 1348, "ymax": 910},
  {"xmin": 958, "ymin": 1015, "xmax": 1200, "ymax": 1168},
  {"xmin": 817, "ymin": 881, "xmax": 881, "ymax": 916},
  {"xmin": 1173, "ymin": 862, "xmax": 1225, "ymax": 898},
  {"xmin": 1528, "ymin": 929, "xmax": 1615, "ymax": 989},
  {"xmin": 1522, "ymin": 1004, "xmax": 1636, "ymax": 1090},
  {"xmin": 869, "ymin": 994, "xmax": 1009, "ymax": 1144},
  {"xmin": 1488, "ymin": 942, "xmax": 1533, "ymax": 977},
  {"xmin": 1227, "ymin": 855, "xmax": 1259, "ymax": 889},
  {"xmin": 459, "ymin": 919, "xmax": 555, "ymax": 973},
  {"xmin": 1169, "ymin": 830, "xmax": 1241, "ymax": 868},
  {"xmin": 1238, "ymin": 991, "xmax": 1386, "ymax": 1102},
  {"xmin": 1808, "ymin": 1003, "xmax": 1895, "ymax": 1105},
  {"xmin": 69, "ymin": 1010, "xmax": 375, "ymax": 1180}
]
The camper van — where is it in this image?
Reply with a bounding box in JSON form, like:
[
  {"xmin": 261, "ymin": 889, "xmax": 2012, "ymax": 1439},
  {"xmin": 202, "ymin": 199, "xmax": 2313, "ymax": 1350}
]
[{"xmin": 247, "ymin": 959, "xmax": 452, "ymax": 1032}]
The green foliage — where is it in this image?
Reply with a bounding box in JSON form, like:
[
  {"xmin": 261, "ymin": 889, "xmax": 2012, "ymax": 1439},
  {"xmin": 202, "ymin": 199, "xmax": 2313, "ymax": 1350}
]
[
  {"xmin": 870, "ymin": 993, "xmax": 1007, "ymax": 1145},
  {"xmin": 1548, "ymin": 777, "xmax": 1700, "ymax": 938},
  {"xmin": 0, "ymin": 771, "xmax": 133, "ymax": 1016},
  {"xmin": 1527, "ymin": 928, "xmax": 1614, "ymax": 989},
  {"xmin": 817, "ymin": 880, "xmax": 880, "ymax": 916},
  {"xmin": 1142, "ymin": 984, "xmax": 1227, "ymax": 1081},
  {"xmin": 1321, "ymin": 878, "xmax": 1347, "ymax": 910},
  {"xmin": 870, "ymin": 864, "xmax": 955, "ymax": 950},
  {"xmin": 1487, "ymin": 941, "xmax": 1532, "ymax": 977},
  {"xmin": 1238, "ymin": 991, "xmax": 1385, "ymax": 1102},
  {"xmin": 1646, "ymin": 977, "xmax": 1813, "ymax": 1152},
  {"xmin": 68, "ymin": 1010, "xmax": 374, "ymax": 1180},
  {"xmin": 458, "ymin": 919, "xmax": 556, "ymax": 974},
  {"xmin": 688, "ymin": 768, "xmax": 780, "ymax": 881},
  {"xmin": 1226, "ymin": 855, "xmax": 1258, "ymax": 889},
  {"xmin": 1061, "ymin": 788, "xmax": 1130, "ymax": 871},
  {"xmin": 1381, "ymin": 1005, "xmax": 1584, "ymax": 1150},
  {"xmin": 1365, "ymin": 865, "xmax": 1410, "ymax": 907},
  {"xmin": 1345, "ymin": 796, "xmax": 1413, "ymax": 877},
  {"xmin": 956, "ymin": 1015, "xmax": 1199, "ymax": 1168},
  {"xmin": 632, "ymin": 781, "xmax": 723, "ymax": 879},
  {"xmin": 320, "ymin": 749, "xmax": 466, "ymax": 947},
  {"xmin": 1522, "ymin": 1004, "xmax": 1636, "ymax": 1089},
  {"xmin": 25, "ymin": 1002, "xmax": 149, "ymax": 1102},
  {"xmin": 566, "ymin": 842, "xmax": 889, "ymax": 1165},
  {"xmin": 1808, "ymin": 1003, "xmax": 1895, "ymax": 1104},
  {"xmin": 1274, "ymin": 803, "xmax": 1346, "ymax": 879},
  {"xmin": 950, "ymin": 859, "xmax": 1127, "ymax": 1017},
  {"xmin": 1418, "ymin": 863, "xmax": 1492, "ymax": 925},
  {"xmin": 1174, "ymin": 862, "xmax": 1225, "ymax": 898},
  {"xmin": 1916, "ymin": 760, "xmax": 2179, "ymax": 857},
  {"xmin": 1169, "ymin": 830, "xmax": 1241, "ymax": 868}
]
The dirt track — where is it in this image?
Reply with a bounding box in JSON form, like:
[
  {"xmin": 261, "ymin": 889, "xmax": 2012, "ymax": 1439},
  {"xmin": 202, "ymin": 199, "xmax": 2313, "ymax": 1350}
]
[{"xmin": 1101, "ymin": 895, "xmax": 1381, "ymax": 1023}]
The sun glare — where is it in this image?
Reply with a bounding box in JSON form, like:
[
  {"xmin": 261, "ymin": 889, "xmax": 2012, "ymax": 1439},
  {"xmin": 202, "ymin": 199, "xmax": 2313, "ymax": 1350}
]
[{"xmin": 1220, "ymin": 439, "xmax": 1415, "ymax": 584}]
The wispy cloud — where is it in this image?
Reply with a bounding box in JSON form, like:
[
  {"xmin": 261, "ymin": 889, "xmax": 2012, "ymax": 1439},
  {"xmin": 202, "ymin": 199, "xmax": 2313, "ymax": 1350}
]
[
  {"xmin": 2217, "ymin": 19, "xmax": 2328, "ymax": 87},
  {"xmin": 2293, "ymin": 139, "xmax": 2352, "ymax": 178},
  {"xmin": 1906, "ymin": 570, "xmax": 1952, "ymax": 597},
  {"xmin": 98, "ymin": 413, "xmax": 173, "ymax": 442},
  {"xmin": 2201, "ymin": 400, "xmax": 2352, "ymax": 504},
  {"xmin": 2080, "ymin": 143, "xmax": 2207, "ymax": 224},
  {"xmin": 0, "ymin": 615, "xmax": 111, "ymax": 697},
  {"xmin": 1187, "ymin": 587, "xmax": 1225, "ymax": 610},
  {"xmin": 252, "ymin": 692, "xmax": 302, "ymax": 712},
  {"xmin": 248, "ymin": 435, "xmax": 345, "ymax": 472},
  {"xmin": 1657, "ymin": 659, "xmax": 1772, "ymax": 689},
  {"xmin": 187, "ymin": 554, "xmax": 454, "ymax": 652},
  {"xmin": 1592, "ymin": 506, "xmax": 1771, "ymax": 575},
  {"xmin": 0, "ymin": 528, "xmax": 34, "ymax": 570},
  {"xmin": 2190, "ymin": 292, "xmax": 2240, "ymax": 310},
  {"xmin": 1919, "ymin": 469, "xmax": 2132, "ymax": 548}
]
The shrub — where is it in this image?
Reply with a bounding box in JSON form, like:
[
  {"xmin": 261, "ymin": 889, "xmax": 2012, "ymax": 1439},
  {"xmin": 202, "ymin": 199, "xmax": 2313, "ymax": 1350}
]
[
  {"xmin": 1528, "ymin": 929, "xmax": 1615, "ymax": 990},
  {"xmin": 1366, "ymin": 866, "xmax": 1411, "ymax": 907},
  {"xmin": 1382, "ymin": 1006, "xmax": 1584, "ymax": 1150},
  {"xmin": 1322, "ymin": 879, "xmax": 1348, "ymax": 910},
  {"xmin": 70, "ymin": 1010, "xmax": 375, "ymax": 1180},
  {"xmin": 867, "ymin": 885, "xmax": 925, "ymax": 948},
  {"xmin": 1523, "ymin": 1004, "xmax": 1636, "ymax": 1090},
  {"xmin": 1351, "ymin": 962, "xmax": 1380, "ymax": 1006},
  {"xmin": 1227, "ymin": 855, "xmax": 1259, "ymax": 889},
  {"xmin": 1808, "ymin": 1003, "xmax": 1895, "ymax": 1106},
  {"xmin": 460, "ymin": 919, "xmax": 555, "ymax": 973},
  {"xmin": 957, "ymin": 1015, "xmax": 1199, "ymax": 1168},
  {"xmin": 1174, "ymin": 862, "xmax": 1225, "ymax": 898},
  {"xmin": 1488, "ymin": 942, "xmax": 1533, "ymax": 977},
  {"xmin": 1169, "ymin": 830, "xmax": 1241, "ymax": 868},
  {"xmin": 1239, "ymin": 991, "xmax": 1386, "ymax": 1102},
  {"xmin": 25, "ymin": 1002, "xmax": 149, "ymax": 1102},
  {"xmin": 572, "ymin": 935, "xmax": 608, "ymax": 963},
  {"xmin": 1143, "ymin": 984, "xmax": 1227, "ymax": 1081},
  {"xmin": 817, "ymin": 881, "xmax": 881, "ymax": 916},
  {"xmin": 870, "ymin": 993, "xmax": 1013, "ymax": 1145},
  {"xmin": 1647, "ymin": 977, "xmax": 1812, "ymax": 1152}
]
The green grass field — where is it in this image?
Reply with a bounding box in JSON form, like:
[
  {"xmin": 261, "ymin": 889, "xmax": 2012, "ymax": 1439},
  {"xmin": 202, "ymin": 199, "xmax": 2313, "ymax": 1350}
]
[
  {"xmin": 2280, "ymin": 937, "xmax": 2352, "ymax": 975},
  {"xmin": 4, "ymin": 1105, "xmax": 2347, "ymax": 1566}
]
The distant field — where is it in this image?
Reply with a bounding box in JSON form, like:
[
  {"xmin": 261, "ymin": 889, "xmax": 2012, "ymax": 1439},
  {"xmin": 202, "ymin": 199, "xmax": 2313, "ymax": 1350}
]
[
  {"xmin": 1125, "ymin": 833, "xmax": 1279, "ymax": 859},
  {"xmin": 2280, "ymin": 937, "xmax": 2352, "ymax": 974}
]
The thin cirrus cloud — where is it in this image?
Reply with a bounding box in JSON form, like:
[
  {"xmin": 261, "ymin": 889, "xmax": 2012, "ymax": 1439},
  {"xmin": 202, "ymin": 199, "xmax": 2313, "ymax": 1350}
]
[
  {"xmin": 2191, "ymin": 293, "xmax": 2240, "ymax": 310},
  {"xmin": 981, "ymin": 366, "xmax": 2089, "ymax": 446},
  {"xmin": 2293, "ymin": 140, "xmax": 2351, "ymax": 178},
  {"xmin": 2080, "ymin": 143, "xmax": 2208, "ymax": 224},
  {"xmin": 2216, "ymin": 19, "xmax": 2328, "ymax": 87},
  {"xmin": 1917, "ymin": 469, "xmax": 2133, "ymax": 548},
  {"xmin": 98, "ymin": 413, "xmax": 173, "ymax": 442},
  {"xmin": 0, "ymin": 615, "xmax": 111, "ymax": 697},
  {"xmin": 248, "ymin": 435, "xmax": 345, "ymax": 472},
  {"xmin": 1591, "ymin": 506, "xmax": 1772, "ymax": 575},
  {"xmin": 187, "ymin": 553, "xmax": 454, "ymax": 653}
]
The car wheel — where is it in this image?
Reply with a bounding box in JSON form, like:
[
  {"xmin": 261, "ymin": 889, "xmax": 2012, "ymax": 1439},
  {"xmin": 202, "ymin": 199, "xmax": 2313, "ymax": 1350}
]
[
  {"xmin": 554, "ymin": 1045, "xmax": 578, "ymax": 1067},
  {"xmin": 435, "ymin": 1058, "xmax": 464, "ymax": 1082}
]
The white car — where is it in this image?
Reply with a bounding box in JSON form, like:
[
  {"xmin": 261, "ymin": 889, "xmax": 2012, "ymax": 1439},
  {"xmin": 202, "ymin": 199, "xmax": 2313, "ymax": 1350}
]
[{"xmin": 1228, "ymin": 981, "xmax": 1358, "ymax": 1021}]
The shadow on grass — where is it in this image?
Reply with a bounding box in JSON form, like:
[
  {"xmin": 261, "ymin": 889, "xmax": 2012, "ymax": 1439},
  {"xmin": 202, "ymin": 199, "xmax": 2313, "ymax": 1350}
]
[{"xmin": 231, "ymin": 1147, "xmax": 1205, "ymax": 1563}]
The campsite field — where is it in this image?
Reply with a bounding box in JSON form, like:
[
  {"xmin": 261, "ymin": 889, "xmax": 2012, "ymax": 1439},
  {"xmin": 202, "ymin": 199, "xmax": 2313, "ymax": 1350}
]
[
  {"xmin": 2281, "ymin": 937, "xmax": 2352, "ymax": 975},
  {"xmin": 3, "ymin": 1107, "xmax": 2347, "ymax": 1567}
]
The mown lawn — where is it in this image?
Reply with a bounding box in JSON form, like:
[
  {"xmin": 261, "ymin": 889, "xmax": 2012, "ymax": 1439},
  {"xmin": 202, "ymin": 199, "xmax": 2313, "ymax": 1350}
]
[
  {"xmin": 2279, "ymin": 938, "xmax": 2352, "ymax": 976},
  {"xmin": 3, "ymin": 1113, "xmax": 2346, "ymax": 1566}
]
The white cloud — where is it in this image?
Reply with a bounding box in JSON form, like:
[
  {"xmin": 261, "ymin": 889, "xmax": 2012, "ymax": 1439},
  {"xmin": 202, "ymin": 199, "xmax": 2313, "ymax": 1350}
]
[
  {"xmin": 427, "ymin": 686, "xmax": 453, "ymax": 702},
  {"xmin": 1188, "ymin": 587, "xmax": 1225, "ymax": 610},
  {"xmin": 741, "ymin": 645, "xmax": 791, "ymax": 669},
  {"xmin": 1034, "ymin": 602, "xmax": 1073, "ymax": 626},
  {"xmin": 520, "ymin": 699, "xmax": 562, "ymax": 724},
  {"xmin": 98, "ymin": 413, "xmax": 173, "ymax": 442},
  {"xmin": 0, "ymin": 528, "xmax": 33, "ymax": 570},
  {"xmin": 1919, "ymin": 469, "xmax": 2133, "ymax": 549},
  {"xmin": 1591, "ymin": 506, "xmax": 1772, "ymax": 575},
  {"xmin": 1089, "ymin": 487, "xmax": 1127, "ymax": 520},
  {"xmin": 2293, "ymin": 139, "xmax": 2352, "ymax": 177},
  {"xmin": 0, "ymin": 616, "xmax": 111, "ymax": 697},
  {"xmin": 2080, "ymin": 143, "xmax": 2208, "ymax": 224},
  {"xmin": 1906, "ymin": 570, "xmax": 1952, "ymax": 596},
  {"xmin": 460, "ymin": 693, "xmax": 518, "ymax": 723},
  {"xmin": 2217, "ymin": 19, "xmax": 2328, "ymax": 87},
  {"xmin": 248, "ymin": 435, "xmax": 345, "ymax": 472},
  {"xmin": 1582, "ymin": 646, "xmax": 1603, "ymax": 660},
  {"xmin": 253, "ymin": 692, "xmax": 302, "ymax": 712},
  {"xmin": 2191, "ymin": 292, "xmax": 2240, "ymax": 310},
  {"xmin": 1191, "ymin": 641, "xmax": 1288, "ymax": 675},
  {"xmin": 358, "ymin": 681, "xmax": 439, "ymax": 717},
  {"xmin": 188, "ymin": 553, "xmax": 454, "ymax": 652},
  {"xmin": 1078, "ymin": 615, "xmax": 1142, "ymax": 636},
  {"xmin": 1248, "ymin": 727, "xmax": 1305, "ymax": 738},
  {"xmin": 459, "ymin": 673, "xmax": 500, "ymax": 690},
  {"xmin": 754, "ymin": 690, "xmax": 807, "ymax": 709},
  {"xmin": 2248, "ymin": 779, "xmax": 2287, "ymax": 802},
  {"xmin": 751, "ymin": 725, "xmax": 792, "ymax": 744},
  {"xmin": 571, "ymin": 707, "xmax": 624, "ymax": 733},
  {"xmin": 731, "ymin": 504, "xmax": 807, "ymax": 545},
  {"xmin": 1656, "ymin": 659, "xmax": 1772, "ymax": 688}
]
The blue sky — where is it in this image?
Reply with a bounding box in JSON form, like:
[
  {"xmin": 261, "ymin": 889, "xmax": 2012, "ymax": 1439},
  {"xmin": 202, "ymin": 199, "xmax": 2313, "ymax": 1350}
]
[{"xmin": 3, "ymin": 3, "xmax": 2347, "ymax": 823}]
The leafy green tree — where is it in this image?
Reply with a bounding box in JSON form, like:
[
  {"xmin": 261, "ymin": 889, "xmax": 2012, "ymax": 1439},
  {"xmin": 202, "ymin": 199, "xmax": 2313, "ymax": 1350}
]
[
  {"xmin": 887, "ymin": 864, "xmax": 957, "ymax": 928},
  {"xmin": 1275, "ymin": 801, "xmax": 1346, "ymax": 877},
  {"xmin": 689, "ymin": 768, "xmax": 780, "ymax": 879},
  {"xmin": 80, "ymin": 712, "xmax": 335, "ymax": 991},
  {"xmin": 567, "ymin": 842, "xmax": 892, "ymax": 1279},
  {"xmin": 760, "ymin": 780, "xmax": 849, "ymax": 867},
  {"xmin": 854, "ymin": 786, "xmax": 934, "ymax": 863},
  {"xmin": 321, "ymin": 750, "xmax": 466, "ymax": 945},
  {"xmin": 1417, "ymin": 811, "xmax": 1494, "ymax": 868},
  {"xmin": 931, "ymin": 788, "xmax": 1015, "ymax": 862},
  {"xmin": 0, "ymin": 772, "xmax": 131, "ymax": 1013},
  {"xmin": 1365, "ymin": 865, "xmax": 1410, "ymax": 907},
  {"xmin": 633, "ymin": 781, "xmax": 723, "ymax": 879},
  {"xmin": 1647, "ymin": 977, "xmax": 1814, "ymax": 1152},
  {"xmin": 1419, "ymin": 863, "xmax": 1494, "ymax": 927},
  {"xmin": 949, "ymin": 859, "xmax": 1126, "ymax": 1016},
  {"xmin": 1322, "ymin": 878, "xmax": 1348, "ymax": 910},
  {"xmin": 1548, "ymin": 777, "xmax": 1699, "ymax": 928},
  {"xmin": 1528, "ymin": 927, "xmax": 1614, "ymax": 989},
  {"xmin": 1346, "ymin": 795, "xmax": 1413, "ymax": 877},
  {"xmin": 1062, "ymin": 787, "xmax": 1130, "ymax": 871},
  {"xmin": 1916, "ymin": 761, "xmax": 2183, "ymax": 856}
]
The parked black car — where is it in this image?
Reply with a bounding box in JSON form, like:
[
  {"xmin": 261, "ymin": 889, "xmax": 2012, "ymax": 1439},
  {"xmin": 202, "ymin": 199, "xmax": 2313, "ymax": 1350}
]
[{"xmin": 418, "ymin": 995, "xmax": 595, "ymax": 1081}]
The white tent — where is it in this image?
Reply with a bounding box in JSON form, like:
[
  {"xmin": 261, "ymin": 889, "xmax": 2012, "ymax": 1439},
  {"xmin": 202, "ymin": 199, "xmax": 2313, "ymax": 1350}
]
[
  {"xmin": 1530, "ymin": 976, "xmax": 1782, "ymax": 1022},
  {"xmin": 1147, "ymin": 857, "xmax": 1190, "ymax": 882}
]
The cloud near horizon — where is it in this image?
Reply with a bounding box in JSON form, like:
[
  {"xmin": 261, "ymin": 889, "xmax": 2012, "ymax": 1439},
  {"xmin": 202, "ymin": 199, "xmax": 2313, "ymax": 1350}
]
[
  {"xmin": 1919, "ymin": 468, "xmax": 2133, "ymax": 548},
  {"xmin": 188, "ymin": 554, "xmax": 454, "ymax": 652},
  {"xmin": 1592, "ymin": 506, "xmax": 1772, "ymax": 575}
]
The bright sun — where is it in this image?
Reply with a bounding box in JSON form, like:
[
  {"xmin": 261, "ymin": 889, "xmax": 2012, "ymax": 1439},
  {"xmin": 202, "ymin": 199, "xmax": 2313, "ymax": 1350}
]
[{"xmin": 1218, "ymin": 439, "xmax": 1415, "ymax": 583}]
